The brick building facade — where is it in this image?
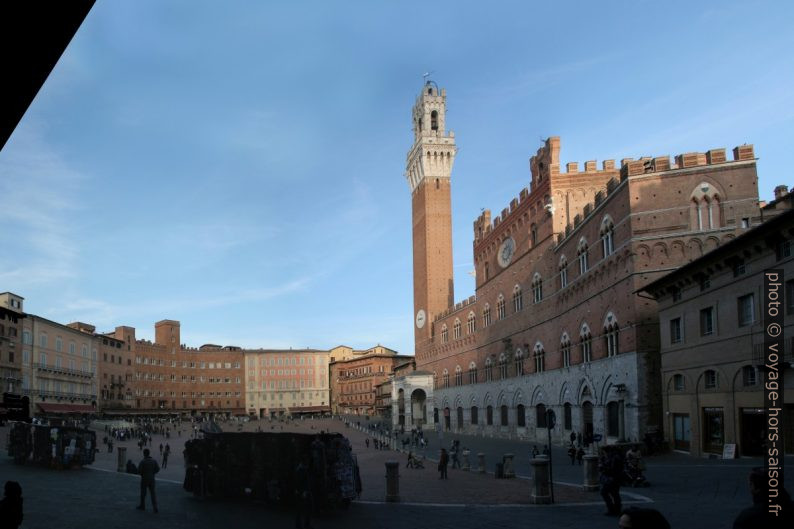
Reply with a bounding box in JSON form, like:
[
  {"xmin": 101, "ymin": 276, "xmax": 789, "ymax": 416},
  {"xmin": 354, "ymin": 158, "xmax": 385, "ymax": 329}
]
[
  {"xmin": 406, "ymin": 82, "xmax": 764, "ymax": 446},
  {"xmin": 329, "ymin": 345, "xmax": 413, "ymax": 416},
  {"xmin": 0, "ymin": 293, "xmax": 25, "ymax": 394}
]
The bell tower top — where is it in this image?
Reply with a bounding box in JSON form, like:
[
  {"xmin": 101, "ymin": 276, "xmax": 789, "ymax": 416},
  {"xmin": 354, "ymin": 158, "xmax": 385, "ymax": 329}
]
[{"xmin": 406, "ymin": 80, "xmax": 457, "ymax": 192}]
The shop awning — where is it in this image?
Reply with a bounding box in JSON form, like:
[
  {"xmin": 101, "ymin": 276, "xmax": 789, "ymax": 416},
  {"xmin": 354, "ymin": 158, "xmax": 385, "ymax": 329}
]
[{"xmin": 37, "ymin": 402, "xmax": 95, "ymax": 414}]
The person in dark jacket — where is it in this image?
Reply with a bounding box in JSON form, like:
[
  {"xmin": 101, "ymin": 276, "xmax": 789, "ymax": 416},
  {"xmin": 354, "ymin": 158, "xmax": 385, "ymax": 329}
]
[
  {"xmin": 136, "ymin": 448, "xmax": 160, "ymax": 513},
  {"xmin": 619, "ymin": 507, "xmax": 670, "ymax": 529},
  {"xmin": 438, "ymin": 448, "xmax": 449, "ymax": 479},
  {"xmin": 733, "ymin": 467, "xmax": 792, "ymax": 529},
  {"xmin": 0, "ymin": 481, "xmax": 23, "ymax": 529},
  {"xmin": 599, "ymin": 448, "xmax": 623, "ymax": 516}
]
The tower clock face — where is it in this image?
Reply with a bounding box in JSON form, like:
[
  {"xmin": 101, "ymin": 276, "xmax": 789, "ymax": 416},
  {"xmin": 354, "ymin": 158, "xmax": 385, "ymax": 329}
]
[
  {"xmin": 497, "ymin": 237, "xmax": 516, "ymax": 268},
  {"xmin": 415, "ymin": 309, "xmax": 426, "ymax": 329}
]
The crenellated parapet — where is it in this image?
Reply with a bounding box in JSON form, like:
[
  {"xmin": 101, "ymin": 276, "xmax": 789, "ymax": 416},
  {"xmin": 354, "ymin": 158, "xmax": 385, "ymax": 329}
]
[{"xmin": 433, "ymin": 295, "xmax": 478, "ymax": 323}]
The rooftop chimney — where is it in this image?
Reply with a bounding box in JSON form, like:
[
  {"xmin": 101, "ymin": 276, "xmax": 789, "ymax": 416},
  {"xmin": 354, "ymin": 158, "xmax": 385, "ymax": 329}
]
[{"xmin": 774, "ymin": 185, "xmax": 789, "ymax": 200}]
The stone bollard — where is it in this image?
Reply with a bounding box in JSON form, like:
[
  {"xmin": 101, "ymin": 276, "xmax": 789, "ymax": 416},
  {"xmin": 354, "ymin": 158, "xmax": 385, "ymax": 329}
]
[
  {"xmin": 502, "ymin": 453, "xmax": 515, "ymax": 478},
  {"xmin": 117, "ymin": 446, "xmax": 127, "ymax": 472},
  {"xmin": 530, "ymin": 458, "xmax": 552, "ymax": 504},
  {"xmin": 583, "ymin": 454, "xmax": 600, "ymax": 491},
  {"xmin": 477, "ymin": 452, "xmax": 486, "ymax": 474},
  {"xmin": 462, "ymin": 449, "xmax": 471, "ymax": 471},
  {"xmin": 385, "ymin": 461, "xmax": 400, "ymax": 502}
]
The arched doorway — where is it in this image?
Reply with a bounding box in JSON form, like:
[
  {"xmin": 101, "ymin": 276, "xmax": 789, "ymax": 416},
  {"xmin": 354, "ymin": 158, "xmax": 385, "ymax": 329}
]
[
  {"xmin": 398, "ymin": 388, "xmax": 406, "ymax": 427},
  {"xmin": 582, "ymin": 401, "xmax": 594, "ymax": 443},
  {"xmin": 410, "ymin": 389, "xmax": 427, "ymax": 427},
  {"xmin": 443, "ymin": 407, "xmax": 451, "ymax": 431}
]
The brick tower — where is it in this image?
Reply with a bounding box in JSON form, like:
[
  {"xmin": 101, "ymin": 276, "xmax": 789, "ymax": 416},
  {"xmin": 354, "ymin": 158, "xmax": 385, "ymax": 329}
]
[{"xmin": 406, "ymin": 81, "xmax": 456, "ymax": 349}]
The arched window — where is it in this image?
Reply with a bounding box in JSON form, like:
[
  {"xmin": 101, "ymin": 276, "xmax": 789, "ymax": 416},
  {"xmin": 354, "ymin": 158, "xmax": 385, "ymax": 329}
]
[
  {"xmin": 513, "ymin": 284, "xmax": 523, "ymax": 312},
  {"xmin": 563, "ymin": 403, "xmax": 572, "ymax": 430},
  {"xmin": 534, "ymin": 342, "xmax": 545, "ymax": 373},
  {"xmin": 500, "ymin": 405, "xmax": 509, "ymax": 426},
  {"xmin": 514, "ymin": 348, "xmax": 525, "ymax": 376},
  {"xmin": 468, "ymin": 362, "xmax": 478, "ymax": 384},
  {"xmin": 498, "ymin": 353, "xmax": 508, "ymax": 379},
  {"xmin": 691, "ymin": 183, "xmax": 722, "ymax": 231},
  {"xmin": 517, "ymin": 404, "xmax": 526, "ymax": 427},
  {"xmin": 433, "ymin": 371, "xmax": 438, "ymax": 389},
  {"xmin": 559, "ymin": 255, "xmax": 568, "ymax": 288},
  {"xmin": 455, "ymin": 365, "xmax": 463, "ymax": 386},
  {"xmin": 467, "ymin": 311, "xmax": 476, "ymax": 334},
  {"xmin": 606, "ymin": 401, "xmax": 620, "ymax": 437},
  {"xmin": 704, "ymin": 369, "xmax": 718, "ymax": 389},
  {"xmin": 580, "ymin": 323, "xmax": 592, "ymax": 363},
  {"xmin": 532, "ymin": 273, "xmax": 543, "ymax": 303},
  {"xmin": 604, "ymin": 312, "xmax": 619, "ymax": 357},
  {"xmin": 497, "ymin": 294, "xmax": 506, "ymax": 320},
  {"xmin": 530, "ymin": 223, "xmax": 537, "ymax": 246},
  {"xmin": 561, "ymin": 332, "xmax": 571, "ymax": 368},
  {"xmin": 431, "ymin": 110, "xmax": 438, "ymax": 131},
  {"xmin": 456, "ymin": 406, "xmax": 464, "ymax": 426},
  {"xmin": 742, "ymin": 365, "xmax": 757, "ymax": 386},
  {"xmin": 441, "ymin": 324, "xmax": 448, "ymax": 344},
  {"xmin": 483, "ymin": 304, "xmax": 492, "ymax": 327},
  {"xmin": 601, "ymin": 216, "xmax": 615, "ymax": 257},
  {"xmin": 485, "ymin": 357, "xmax": 494, "ymax": 382},
  {"xmin": 453, "ymin": 319, "xmax": 462, "ymax": 340},
  {"xmin": 536, "ymin": 403, "xmax": 547, "ymax": 428},
  {"xmin": 486, "ymin": 405, "xmax": 494, "ymax": 426},
  {"xmin": 442, "ymin": 369, "xmax": 450, "ymax": 388},
  {"xmin": 577, "ymin": 237, "xmax": 589, "ymax": 274},
  {"xmin": 471, "ymin": 406, "xmax": 479, "ymax": 425}
]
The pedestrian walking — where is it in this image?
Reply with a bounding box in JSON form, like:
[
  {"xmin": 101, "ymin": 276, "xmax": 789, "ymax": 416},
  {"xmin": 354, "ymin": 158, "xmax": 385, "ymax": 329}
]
[
  {"xmin": 567, "ymin": 445, "xmax": 576, "ymax": 465},
  {"xmin": 162, "ymin": 445, "xmax": 170, "ymax": 469},
  {"xmin": 438, "ymin": 448, "xmax": 449, "ymax": 479},
  {"xmin": 136, "ymin": 448, "xmax": 160, "ymax": 513},
  {"xmin": 365, "ymin": 438, "xmax": 370, "ymax": 449},
  {"xmin": 598, "ymin": 447, "xmax": 623, "ymax": 516},
  {"xmin": 570, "ymin": 431, "xmax": 576, "ymax": 445},
  {"xmin": 531, "ymin": 445, "xmax": 539, "ymax": 458},
  {"xmin": 159, "ymin": 443, "xmax": 163, "ymax": 455},
  {"xmin": 0, "ymin": 481, "xmax": 23, "ymax": 529}
]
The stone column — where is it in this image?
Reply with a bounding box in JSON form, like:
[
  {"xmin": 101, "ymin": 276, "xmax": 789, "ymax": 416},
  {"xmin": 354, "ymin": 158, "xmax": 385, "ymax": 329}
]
[
  {"xmin": 385, "ymin": 461, "xmax": 400, "ymax": 502},
  {"xmin": 502, "ymin": 453, "xmax": 515, "ymax": 478},
  {"xmin": 583, "ymin": 454, "xmax": 600, "ymax": 491},
  {"xmin": 117, "ymin": 446, "xmax": 127, "ymax": 472},
  {"xmin": 462, "ymin": 449, "xmax": 471, "ymax": 471},
  {"xmin": 530, "ymin": 458, "xmax": 552, "ymax": 504},
  {"xmin": 477, "ymin": 452, "xmax": 486, "ymax": 474}
]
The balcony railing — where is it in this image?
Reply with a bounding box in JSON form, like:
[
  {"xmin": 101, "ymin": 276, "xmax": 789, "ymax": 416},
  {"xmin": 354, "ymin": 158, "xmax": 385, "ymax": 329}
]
[{"xmin": 33, "ymin": 363, "xmax": 93, "ymax": 379}]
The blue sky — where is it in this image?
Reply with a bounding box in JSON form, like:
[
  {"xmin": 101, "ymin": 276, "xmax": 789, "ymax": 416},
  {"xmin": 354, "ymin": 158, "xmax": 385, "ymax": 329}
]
[{"xmin": 1, "ymin": 0, "xmax": 793, "ymax": 354}]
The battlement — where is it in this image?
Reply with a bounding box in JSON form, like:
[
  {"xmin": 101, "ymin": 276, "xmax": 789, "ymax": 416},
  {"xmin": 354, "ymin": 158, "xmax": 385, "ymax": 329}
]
[{"xmin": 434, "ymin": 295, "xmax": 478, "ymax": 323}]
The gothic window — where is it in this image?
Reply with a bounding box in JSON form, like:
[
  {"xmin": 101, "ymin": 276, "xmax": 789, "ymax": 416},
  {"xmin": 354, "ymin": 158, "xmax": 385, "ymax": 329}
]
[
  {"xmin": 455, "ymin": 365, "xmax": 463, "ymax": 386},
  {"xmin": 561, "ymin": 333, "xmax": 571, "ymax": 368},
  {"xmin": 514, "ymin": 348, "xmax": 525, "ymax": 376},
  {"xmin": 517, "ymin": 404, "xmax": 526, "ymax": 427},
  {"xmin": 530, "ymin": 223, "xmax": 537, "ymax": 246},
  {"xmin": 532, "ymin": 273, "xmax": 543, "ymax": 303},
  {"xmin": 691, "ymin": 183, "xmax": 722, "ymax": 231},
  {"xmin": 483, "ymin": 304, "xmax": 492, "ymax": 327},
  {"xmin": 604, "ymin": 313, "xmax": 619, "ymax": 357},
  {"xmin": 497, "ymin": 295, "xmax": 506, "ymax": 320},
  {"xmin": 431, "ymin": 110, "xmax": 438, "ymax": 131},
  {"xmin": 534, "ymin": 342, "xmax": 545, "ymax": 373},
  {"xmin": 468, "ymin": 362, "xmax": 478, "ymax": 384},
  {"xmin": 453, "ymin": 319, "xmax": 462, "ymax": 340},
  {"xmin": 441, "ymin": 324, "xmax": 448, "ymax": 343},
  {"xmin": 601, "ymin": 216, "xmax": 615, "ymax": 257},
  {"xmin": 580, "ymin": 323, "xmax": 592, "ymax": 363},
  {"xmin": 442, "ymin": 369, "xmax": 450, "ymax": 388},
  {"xmin": 577, "ymin": 238, "xmax": 589, "ymax": 275},
  {"xmin": 536, "ymin": 403, "xmax": 547, "ymax": 428},
  {"xmin": 513, "ymin": 284, "xmax": 523, "ymax": 312},
  {"xmin": 498, "ymin": 353, "xmax": 508, "ymax": 379},
  {"xmin": 467, "ymin": 311, "xmax": 476, "ymax": 334},
  {"xmin": 485, "ymin": 357, "xmax": 494, "ymax": 382},
  {"xmin": 559, "ymin": 256, "xmax": 568, "ymax": 288}
]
